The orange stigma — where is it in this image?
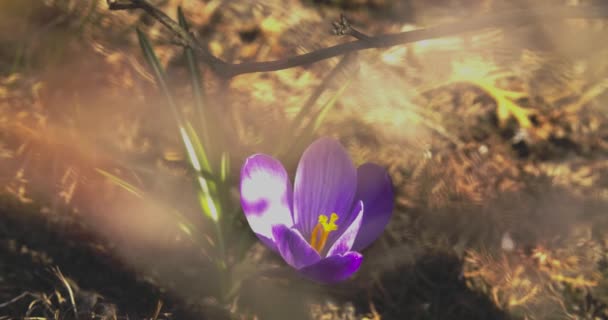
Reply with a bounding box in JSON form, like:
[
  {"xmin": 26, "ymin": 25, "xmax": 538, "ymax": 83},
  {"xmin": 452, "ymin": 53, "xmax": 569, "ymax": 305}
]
[{"xmin": 310, "ymin": 213, "xmax": 339, "ymax": 253}]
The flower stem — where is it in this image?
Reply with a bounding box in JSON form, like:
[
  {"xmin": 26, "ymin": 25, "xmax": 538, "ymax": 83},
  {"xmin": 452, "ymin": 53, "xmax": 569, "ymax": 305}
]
[{"xmin": 213, "ymin": 187, "xmax": 228, "ymax": 301}]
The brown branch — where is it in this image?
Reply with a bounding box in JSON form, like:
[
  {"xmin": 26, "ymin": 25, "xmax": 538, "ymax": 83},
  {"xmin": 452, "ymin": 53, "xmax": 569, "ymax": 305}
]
[
  {"xmin": 332, "ymin": 14, "xmax": 371, "ymax": 41},
  {"xmin": 107, "ymin": 1, "xmax": 608, "ymax": 78},
  {"xmin": 107, "ymin": 0, "xmax": 226, "ymax": 72}
]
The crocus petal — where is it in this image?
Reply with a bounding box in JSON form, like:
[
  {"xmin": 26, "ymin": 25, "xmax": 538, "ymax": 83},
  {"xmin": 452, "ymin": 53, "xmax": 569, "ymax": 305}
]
[
  {"xmin": 240, "ymin": 154, "xmax": 294, "ymax": 250},
  {"xmin": 293, "ymin": 138, "xmax": 357, "ymax": 238},
  {"xmin": 352, "ymin": 163, "xmax": 395, "ymax": 251},
  {"xmin": 327, "ymin": 201, "xmax": 364, "ymax": 256},
  {"xmin": 272, "ymin": 224, "xmax": 321, "ymax": 269},
  {"xmin": 299, "ymin": 251, "xmax": 363, "ymax": 283}
]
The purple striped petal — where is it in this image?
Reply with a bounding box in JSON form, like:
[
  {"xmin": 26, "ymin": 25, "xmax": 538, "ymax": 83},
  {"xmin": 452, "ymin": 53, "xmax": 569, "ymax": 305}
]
[
  {"xmin": 327, "ymin": 201, "xmax": 364, "ymax": 256},
  {"xmin": 293, "ymin": 138, "xmax": 357, "ymax": 238},
  {"xmin": 299, "ymin": 251, "xmax": 363, "ymax": 283},
  {"xmin": 240, "ymin": 154, "xmax": 294, "ymax": 250},
  {"xmin": 272, "ymin": 224, "xmax": 321, "ymax": 269},
  {"xmin": 352, "ymin": 163, "xmax": 394, "ymax": 251}
]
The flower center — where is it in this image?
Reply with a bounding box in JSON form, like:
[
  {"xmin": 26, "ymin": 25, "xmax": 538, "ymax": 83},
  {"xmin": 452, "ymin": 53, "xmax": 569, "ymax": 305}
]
[{"xmin": 310, "ymin": 213, "xmax": 339, "ymax": 253}]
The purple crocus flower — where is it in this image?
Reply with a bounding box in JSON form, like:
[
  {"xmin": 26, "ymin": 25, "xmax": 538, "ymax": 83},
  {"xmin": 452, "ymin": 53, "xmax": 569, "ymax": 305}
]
[{"xmin": 240, "ymin": 137, "xmax": 394, "ymax": 283}]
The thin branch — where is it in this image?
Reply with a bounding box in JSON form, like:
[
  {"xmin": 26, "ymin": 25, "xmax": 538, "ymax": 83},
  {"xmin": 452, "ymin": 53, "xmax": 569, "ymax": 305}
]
[
  {"xmin": 107, "ymin": 2, "xmax": 608, "ymax": 78},
  {"xmin": 349, "ymin": 28, "xmax": 371, "ymax": 41},
  {"xmin": 226, "ymin": 6, "xmax": 608, "ymax": 76},
  {"xmin": 0, "ymin": 292, "xmax": 37, "ymax": 308},
  {"xmin": 107, "ymin": 0, "xmax": 226, "ymax": 72},
  {"xmin": 332, "ymin": 14, "xmax": 371, "ymax": 41}
]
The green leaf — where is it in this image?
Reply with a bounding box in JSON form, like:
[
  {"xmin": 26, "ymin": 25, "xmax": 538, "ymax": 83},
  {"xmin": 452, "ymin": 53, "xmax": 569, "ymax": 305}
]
[
  {"xmin": 178, "ymin": 7, "xmax": 215, "ymax": 167},
  {"xmin": 181, "ymin": 121, "xmax": 212, "ymax": 174},
  {"xmin": 275, "ymin": 53, "xmax": 356, "ymax": 157},
  {"xmin": 138, "ymin": 27, "xmax": 219, "ymax": 183},
  {"xmin": 177, "ymin": 6, "xmax": 190, "ymax": 30},
  {"xmin": 96, "ymin": 168, "xmax": 207, "ymax": 248},
  {"xmin": 290, "ymin": 54, "xmax": 355, "ymax": 130},
  {"xmin": 224, "ymin": 258, "xmax": 260, "ymax": 301},
  {"xmin": 198, "ymin": 184, "xmax": 219, "ymax": 222},
  {"xmin": 136, "ymin": 28, "xmax": 182, "ymax": 126},
  {"xmin": 220, "ymin": 151, "xmax": 230, "ymax": 183},
  {"xmin": 310, "ymin": 78, "xmax": 352, "ymax": 132},
  {"xmin": 284, "ymin": 77, "xmax": 353, "ymax": 160},
  {"xmin": 137, "ymin": 26, "xmax": 222, "ymax": 244},
  {"xmin": 95, "ymin": 168, "xmax": 144, "ymax": 199}
]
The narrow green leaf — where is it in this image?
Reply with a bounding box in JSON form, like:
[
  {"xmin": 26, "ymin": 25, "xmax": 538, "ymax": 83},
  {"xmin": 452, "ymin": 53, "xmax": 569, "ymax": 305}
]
[
  {"xmin": 285, "ymin": 78, "xmax": 353, "ymax": 159},
  {"xmin": 138, "ymin": 27, "xmax": 220, "ymax": 186},
  {"xmin": 137, "ymin": 27, "xmax": 223, "ymax": 243},
  {"xmin": 178, "ymin": 7, "xmax": 215, "ymax": 167},
  {"xmin": 198, "ymin": 184, "xmax": 220, "ymax": 222},
  {"xmin": 178, "ymin": 222, "xmax": 193, "ymax": 237},
  {"xmin": 97, "ymin": 168, "xmax": 199, "ymax": 226},
  {"xmin": 95, "ymin": 168, "xmax": 144, "ymax": 199},
  {"xmin": 224, "ymin": 258, "xmax": 259, "ymax": 301},
  {"xmin": 310, "ymin": 78, "xmax": 352, "ymax": 132},
  {"xmin": 96, "ymin": 168, "xmax": 210, "ymax": 250},
  {"xmin": 136, "ymin": 28, "xmax": 183, "ymax": 126},
  {"xmin": 181, "ymin": 121, "xmax": 212, "ymax": 174},
  {"xmin": 220, "ymin": 152, "xmax": 230, "ymax": 183},
  {"xmin": 275, "ymin": 53, "xmax": 356, "ymax": 157},
  {"xmin": 167, "ymin": 206, "xmax": 206, "ymax": 245},
  {"xmin": 291, "ymin": 54, "xmax": 355, "ymax": 130},
  {"xmin": 177, "ymin": 6, "xmax": 190, "ymax": 30}
]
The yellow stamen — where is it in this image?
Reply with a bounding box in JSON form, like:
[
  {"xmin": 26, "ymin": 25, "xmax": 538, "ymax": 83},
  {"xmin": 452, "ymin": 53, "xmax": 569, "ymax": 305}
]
[{"xmin": 310, "ymin": 213, "xmax": 339, "ymax": 253}]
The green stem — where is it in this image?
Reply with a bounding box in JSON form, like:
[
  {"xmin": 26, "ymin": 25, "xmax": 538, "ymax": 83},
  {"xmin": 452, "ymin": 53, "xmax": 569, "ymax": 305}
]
[{"xmin": 214, "ymin": 219, "xmax": 227, "ymax": 300}]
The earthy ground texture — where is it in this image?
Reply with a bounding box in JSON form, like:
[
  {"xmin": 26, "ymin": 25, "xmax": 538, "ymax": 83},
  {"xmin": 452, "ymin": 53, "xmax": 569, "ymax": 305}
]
[{"xmin": 2, "ymin": 0, "xmax": 608, "ymax": 319}]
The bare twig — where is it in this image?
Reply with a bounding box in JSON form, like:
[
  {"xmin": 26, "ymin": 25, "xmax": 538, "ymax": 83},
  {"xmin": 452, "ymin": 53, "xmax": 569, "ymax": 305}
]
[
  {"xmin": 107, "ymin": 1, "xmax": 608, "ymax": 77},
  {"xmin": 333, "ymin": 14, "xmax": 371, "ymax": 41},
  {"xmin": 107, "ymin": 0, "xmax": 226, "ymax": 72},
  {"xmin": 0, "ymin": 292, "xmax": 37, "ymax": 308}
]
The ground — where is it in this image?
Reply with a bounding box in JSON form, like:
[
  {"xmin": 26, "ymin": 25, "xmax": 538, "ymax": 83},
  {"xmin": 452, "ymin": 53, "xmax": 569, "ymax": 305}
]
[{"xmin": 1, "ymin": 0, "xmax": 608, "ymax": 319}]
